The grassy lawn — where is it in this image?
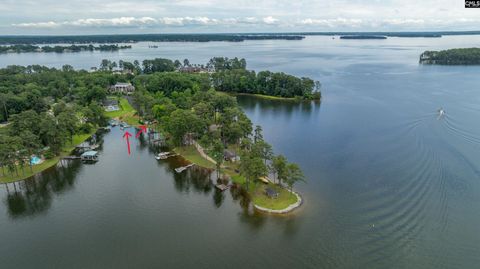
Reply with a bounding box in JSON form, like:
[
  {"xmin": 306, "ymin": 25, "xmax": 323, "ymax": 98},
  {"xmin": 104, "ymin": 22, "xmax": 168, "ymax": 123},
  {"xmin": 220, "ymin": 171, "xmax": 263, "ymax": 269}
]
[
  {"xmin": 0, "ymin": 157, "xmax": 60, "ymax": 183},
  {"xmin": 251, "ymin": 184, "xmax": 298, "ymax": 210},
  {"xmin": 0, "ymin": 130, "xmax": 96, "ymax": 184},
  {"xmin": 173, "ymin": 145, "xmax": 216, "ymax": 169},
  {"xmin": 173, "ymin": 144, "xmax": 298, "ymax": 210},
  {"xmin": 105, "ymin": 97, "xmax": 141, "ymax": 126}
]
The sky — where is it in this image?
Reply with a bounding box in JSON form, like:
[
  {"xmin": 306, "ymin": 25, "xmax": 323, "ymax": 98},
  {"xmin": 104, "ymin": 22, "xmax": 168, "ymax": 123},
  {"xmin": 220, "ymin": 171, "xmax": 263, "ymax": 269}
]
[{"xmin": 1, "ymin": 0, "xmax": 479, "ymax": 35}]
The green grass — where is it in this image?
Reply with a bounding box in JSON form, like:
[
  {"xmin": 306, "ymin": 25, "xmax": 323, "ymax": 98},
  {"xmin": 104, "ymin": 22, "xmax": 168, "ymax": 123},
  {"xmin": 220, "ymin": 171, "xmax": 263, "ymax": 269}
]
[
  {"xmin": 173, "ymin": 144, "xmax": 299, "ymax": 211},
  {"xmin": 251, "ymin": 184, "xmax": 298, "ymax": 210},
  {"xmin": 105, "ymin": 97, "xmax": 141, "ymax": 126},
  {"xmin": 173, "ymin": 145, "xmax": 216, "ymax": 169},
  {"xmin": 0, "ymin": 157, "xmax": 60, "ymax": 183},
  {"xmin": 104, "ymin": 98, "xmax": 134, "ymax": 117},
  {"xmin": 0, "ymin": 130, "xmax": 96, "ymax": 183}
]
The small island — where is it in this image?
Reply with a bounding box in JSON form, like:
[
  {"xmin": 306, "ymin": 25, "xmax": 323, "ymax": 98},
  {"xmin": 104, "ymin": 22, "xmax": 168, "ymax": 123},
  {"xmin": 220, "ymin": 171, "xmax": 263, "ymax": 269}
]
[
  {"xmin": 0, "ymin": 44, "xmax": 132, "ymax": 54},
  {"xmin": 419, "ymin": 48, "xmax": 480, "ymax": 65},
  {"xmin": 0, "ymin": 57, "xmax": 318, "ymax": 213},
  {"xmin": 340, "ymin": 35, "xmax": 387, "ymax": 39}
]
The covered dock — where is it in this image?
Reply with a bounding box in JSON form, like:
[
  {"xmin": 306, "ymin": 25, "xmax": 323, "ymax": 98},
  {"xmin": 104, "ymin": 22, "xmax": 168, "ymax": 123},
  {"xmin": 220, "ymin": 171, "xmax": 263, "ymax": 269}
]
[{"xmin": 80, "ymin": 151, "xmax": 99, "ymax": 162}]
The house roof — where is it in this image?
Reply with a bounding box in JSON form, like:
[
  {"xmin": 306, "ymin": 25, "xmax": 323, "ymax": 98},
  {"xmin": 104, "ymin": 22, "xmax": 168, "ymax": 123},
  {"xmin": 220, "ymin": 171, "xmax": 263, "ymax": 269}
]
[
  {"xmin": 114, "ymin": 82, "xmax": 132, "ymax": 86},
  {"xmin": 265, "ymin": 187, "xmax": 279, "ymax": 197},
  {"xmin": 224, "ymin": 149, "xmax": 236, "ymax": 158}
]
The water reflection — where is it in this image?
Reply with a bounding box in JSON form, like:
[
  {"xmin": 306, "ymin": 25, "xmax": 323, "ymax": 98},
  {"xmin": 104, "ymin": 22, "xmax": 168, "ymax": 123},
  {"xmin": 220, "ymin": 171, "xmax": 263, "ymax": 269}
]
[
  {"xmin": 3, "ymin": 159, "xmax": 83, "ymax": 218},
  {"xmin": 2, "ymin": 131, "xmax": 107, "ymax": 218},
  {"xmin": 237, "ymin": 96, "xmax": 321, "ymax": 122}
]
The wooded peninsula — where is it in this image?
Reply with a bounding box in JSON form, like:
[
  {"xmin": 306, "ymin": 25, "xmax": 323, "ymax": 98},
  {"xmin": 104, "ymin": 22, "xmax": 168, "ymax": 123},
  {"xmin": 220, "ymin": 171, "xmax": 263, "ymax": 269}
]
[
  {"xmin": 0, "ymin": 57, "xmax": 319, "ymax": 212},
  {"xmin": 0, "ymin": 34, "xmax": 304, "ymax": 44},
  {"xmin": 0, "ymin": 44, "xmax": 132, "ymax": 54},
  {"xmin": 419, "ymin": 48, "xmax": 480, "ymax": 65}
]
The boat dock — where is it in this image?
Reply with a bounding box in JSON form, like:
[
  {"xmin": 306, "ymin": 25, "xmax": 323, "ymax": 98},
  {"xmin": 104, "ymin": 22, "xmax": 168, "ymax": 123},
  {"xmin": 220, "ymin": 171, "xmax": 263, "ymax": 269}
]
[
  {"xmin": 175, "ymin": 164, "xmax": 195, "ymax": 173},
  {"xmin": 62, "ymin": 156, "xmax": 81, "ymax": 160},
  {"xmin": 155, "ymin": 152, "xmax": 178, "ymax": 160},
  {"xmin": 215, "ymin": 184, "xmax": 231, "ymax": 191}
]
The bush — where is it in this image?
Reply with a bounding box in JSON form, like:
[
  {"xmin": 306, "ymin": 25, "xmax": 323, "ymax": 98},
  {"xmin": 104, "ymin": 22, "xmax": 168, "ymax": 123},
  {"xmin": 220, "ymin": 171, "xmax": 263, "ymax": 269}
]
[
  {"xmin": 44, "ymin": 150, "xmax": 55, "ymax": 159},
  {"xmin": 79, "ymin": 123, "xmax": 93, "ymax": 134}
]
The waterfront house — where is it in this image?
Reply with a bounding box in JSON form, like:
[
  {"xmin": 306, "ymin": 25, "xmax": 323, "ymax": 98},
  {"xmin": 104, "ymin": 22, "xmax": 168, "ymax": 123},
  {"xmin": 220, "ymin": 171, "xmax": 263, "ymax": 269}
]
[
  {"xmin": 109, "ymin": 82, "xmax": 135, "ymax": 95},
  {"xmin": 178, "ymin": 65, "xmax": 213, "ymax": 73}
]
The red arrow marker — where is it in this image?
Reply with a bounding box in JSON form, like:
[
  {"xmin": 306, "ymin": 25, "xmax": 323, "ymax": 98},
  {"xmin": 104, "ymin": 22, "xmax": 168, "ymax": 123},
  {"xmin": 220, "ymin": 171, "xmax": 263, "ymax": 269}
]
[
  {"xmin": 135, "ymin": 125, "xmax": 148, "ymax": 138},
  {"xmin": 123, "ymin": 131, "xmax": 132, "ymax": 155}
]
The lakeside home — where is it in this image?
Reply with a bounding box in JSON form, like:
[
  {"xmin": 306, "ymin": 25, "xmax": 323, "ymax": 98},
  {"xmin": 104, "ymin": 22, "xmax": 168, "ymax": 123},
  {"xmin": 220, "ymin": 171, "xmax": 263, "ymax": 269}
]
[
  {"xmin": 178, "ymin": 66, "xmax": 212, "ymax": 73},
  {"xmin": 108, "ymin": 82, "xmax": 135, "ymax": 95}
]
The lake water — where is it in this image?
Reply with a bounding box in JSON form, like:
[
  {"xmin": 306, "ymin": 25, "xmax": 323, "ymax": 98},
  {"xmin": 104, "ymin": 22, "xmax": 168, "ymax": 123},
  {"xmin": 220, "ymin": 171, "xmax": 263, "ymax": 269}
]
[{"xmin": 1, "ymin": 36, "xmax": 480, "ymax": 268}]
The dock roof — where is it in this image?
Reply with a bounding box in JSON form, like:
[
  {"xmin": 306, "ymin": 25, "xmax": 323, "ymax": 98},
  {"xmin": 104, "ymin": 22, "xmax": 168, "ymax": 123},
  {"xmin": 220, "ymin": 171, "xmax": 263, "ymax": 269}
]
[{"xmin": 81, "ymin": 151, "xmax": 98, "ymax": 157}]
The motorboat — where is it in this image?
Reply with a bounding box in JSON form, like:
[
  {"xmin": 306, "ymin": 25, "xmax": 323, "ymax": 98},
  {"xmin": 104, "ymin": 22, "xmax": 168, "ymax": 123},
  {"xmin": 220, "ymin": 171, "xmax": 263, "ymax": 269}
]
[
  {"xmin": 438, "ymin": 107, "xmax": 445, "ymax": 117},
  {"xmin": 155, "ymin": 152, "xmax": 170, "ymax": 160}
]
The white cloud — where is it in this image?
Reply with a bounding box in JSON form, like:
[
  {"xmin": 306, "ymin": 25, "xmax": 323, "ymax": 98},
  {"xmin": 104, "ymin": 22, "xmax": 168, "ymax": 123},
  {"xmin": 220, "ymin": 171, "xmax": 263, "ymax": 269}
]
[
  {"xmin": 262, "ymin": 16, "xmax": 279, "ymax": 25},
  {"xmin": 299, "ymin": 18, "xmax": 364, "ymax": 28},
  {"xmin": 12, "ymin": 16, "xmax": 285, "ymax": 29},
  {"xmin": 13, "ymin": 21, "xmax": 61, "ymax": 28},
  {"xmin": 68, "ymin": 17, "xmax": 158, "ymax": 27}
]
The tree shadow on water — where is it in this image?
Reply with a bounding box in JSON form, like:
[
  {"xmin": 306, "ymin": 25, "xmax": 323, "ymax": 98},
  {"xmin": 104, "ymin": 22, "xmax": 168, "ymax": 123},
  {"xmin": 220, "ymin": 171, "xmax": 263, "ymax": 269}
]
[{"xmin": 3, "ymin": 159, "xmax": 83, "ymax": 219}]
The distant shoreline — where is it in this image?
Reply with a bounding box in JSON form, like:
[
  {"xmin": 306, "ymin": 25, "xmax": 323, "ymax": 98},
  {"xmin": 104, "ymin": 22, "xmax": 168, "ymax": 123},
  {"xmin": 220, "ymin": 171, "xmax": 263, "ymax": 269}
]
[{"xmin": 1, "ymin": 31, "xmax": 480, "ymax": 45}]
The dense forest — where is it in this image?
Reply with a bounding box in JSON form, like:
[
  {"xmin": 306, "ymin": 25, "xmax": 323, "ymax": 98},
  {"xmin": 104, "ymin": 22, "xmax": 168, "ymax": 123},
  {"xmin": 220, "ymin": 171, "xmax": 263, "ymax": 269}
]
[
  {"xmin": 419, "ymin": 48, "xmax": 480, "ymax": 65},
  {"xmin": 0, "ymin": 57, "xmax": 308, "ymax": 191},
  {"xmin": 0, "ymin": 57, "xmax": 320, "ymax": 124},
  {"xmin": 340, "ymin": 35, "xmax": 387, "ymax": 39},
  {"xmin": 98, "ymin": 57, "xmax": 321, "ymax": 99},
  {"xmin": 0, "ymin": 44, "xmax": 131, "ymax": 54},
  {"xmin": 0, "ymin": 34, "xmax": 304, "ymax": 45}
]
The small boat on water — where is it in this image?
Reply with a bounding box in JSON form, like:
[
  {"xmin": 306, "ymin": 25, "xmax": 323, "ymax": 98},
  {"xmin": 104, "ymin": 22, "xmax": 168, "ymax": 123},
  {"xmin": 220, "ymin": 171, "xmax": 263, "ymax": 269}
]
[
  {"xmin": 155, "ymin": 152, "xmax": 177, "ymax": 160},
  {"xmin": 437, "ymin": 107, "xmax": 445, "ymax": 118},
  {"xmin": 175, "ymin": 164, "xmax": 195, "ymax": 173}
]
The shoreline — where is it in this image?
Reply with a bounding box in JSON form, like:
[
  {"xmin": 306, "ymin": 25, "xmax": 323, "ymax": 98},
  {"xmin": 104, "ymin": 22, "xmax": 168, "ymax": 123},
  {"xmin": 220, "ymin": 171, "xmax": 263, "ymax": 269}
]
[
  {"xmin": 173, "ymin": 144, "xmax": 304, "ymax": 213},
  {"xmin": 227, "ymin": 92, "xmax": 320, "ymax": 102},
  {"xmin": 0, "ymin": 130, "xmax": 97, "ymax": 184},
  {"xmin": 254, "ymin": 189, "xmax": 303, "ymax": 214}
]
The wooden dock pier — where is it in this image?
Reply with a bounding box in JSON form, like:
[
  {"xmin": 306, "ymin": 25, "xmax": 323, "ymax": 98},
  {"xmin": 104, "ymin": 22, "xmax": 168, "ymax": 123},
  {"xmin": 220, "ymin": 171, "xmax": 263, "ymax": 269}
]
[{"xmin": 62, "ymin": 156, "xmax": 81, "ymax": 160}]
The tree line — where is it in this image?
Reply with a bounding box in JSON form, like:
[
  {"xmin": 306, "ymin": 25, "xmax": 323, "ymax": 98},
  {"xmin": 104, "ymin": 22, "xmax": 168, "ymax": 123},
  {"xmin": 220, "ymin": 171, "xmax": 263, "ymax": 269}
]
[
  {"xmin": 0, "ymin": 34, "xmax": 304, "ymax": 45},
  {"xmin": 131, "ymin": 75, "xmax": 305, "ymax": 191},
  {"xmin": 0, "ymin": 44, "xmax": 131, "ymax": 54},
  {"xmin": 100, "ymin": 57, "xmax": 321, "ymax": 99},
  {"xmin": 0, "ymin": 59, "xmax": 307, "ymax": 190},
  {"xmin": 420, "ymin": 48, "xmax": 480, "ymax": 65}
]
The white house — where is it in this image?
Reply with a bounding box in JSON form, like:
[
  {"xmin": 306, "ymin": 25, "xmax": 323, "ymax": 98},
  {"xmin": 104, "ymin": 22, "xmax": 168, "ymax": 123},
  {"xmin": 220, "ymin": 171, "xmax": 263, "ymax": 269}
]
[{"xmin": 109, "ymin": 82, "xmax": 135, "ymax": 95}]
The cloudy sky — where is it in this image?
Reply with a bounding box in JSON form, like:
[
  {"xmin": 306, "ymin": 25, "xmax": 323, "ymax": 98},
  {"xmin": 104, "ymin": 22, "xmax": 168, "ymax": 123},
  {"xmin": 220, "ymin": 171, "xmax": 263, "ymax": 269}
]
[{"xmin": 1, "ymin": 0, "xmax": 479, "ymax": 34}]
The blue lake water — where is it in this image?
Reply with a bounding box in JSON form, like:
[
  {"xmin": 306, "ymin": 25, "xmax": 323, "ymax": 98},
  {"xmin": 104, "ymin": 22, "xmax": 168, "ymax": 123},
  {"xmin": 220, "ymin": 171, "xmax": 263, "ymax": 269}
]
[{"xmin": 1, "ymin": 36, "xmax": 480, "ymax": 268}]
